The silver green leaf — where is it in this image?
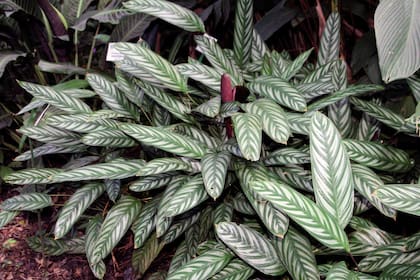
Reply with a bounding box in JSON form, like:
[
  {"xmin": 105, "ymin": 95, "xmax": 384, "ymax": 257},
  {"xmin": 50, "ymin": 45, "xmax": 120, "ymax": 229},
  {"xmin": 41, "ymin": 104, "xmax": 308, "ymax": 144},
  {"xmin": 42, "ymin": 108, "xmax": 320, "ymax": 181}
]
[
  {"xmin": 287, "ymin": 113, "xmax": 310, "ymax": 135},
  {"xmin": 264, "ymin": 147, "xmax": 310, "ymax": 166},
  {"xmin": 233, "ymin": 0, "xmax": 253, "ymax": 68},
  {"xmin": 92, "ymin": 195, "xmax": 142, "ymax": 264},
  {"xmin": 52, "ymin": 159, "xmax": 146, "ymax": 183},
  {"xmin": 132, "ymin": 233, "xmax": 165, "ymax": 277},
  {"xmin": 282, "ymin": 48, "xmax": 313, "ymax": 81},
  {"xmin": 130, "ymin": 172, "xmax": 179, "ymax": 192},
  {"xmin": 247, "ymin": 76, "xmax": 307, "ymax": 112},
  {"xmin": 137, "ymin": 158, "xmax": 191, "ymax": 176},
  {"xmin": 379, "ymin": 263, "xmax": 420, "ymax": 280},
  {"xmin": 373, "ymin": 184, "xmax": 420, "ymax": 216},
  {"xmin": 14, "ymin": 143, "xmax": 86, "ymax": 162},
  {"xmin": 4, "ymin": 168, "xmax": 61, "ymax": 185},
  {"xmin": 215, "ymin": 222, "xmax": 286, "ymax": 276},
  {"xmin": 123, "ymin": 0, "xmax": 205, "ymax": 33},
  {"xmin": 18, "ymin": 81, "xmax": 92, "ymax": 114},
  {"xmin": 114, "ymin": 42, "xmax": 188, "ymax": 92},
  {"xmin": 0, "ymin": 210, "xmax": 18, "ymax": 229},
  {"xmin": 132, "ymin": 196, "xmax": 160, "ymax": 249},
  {"xmin": 46, "ymin": 114, "xmax": 119, "ymax": 133},
  {"xmin": 164, "ymin": 175, "xmax": 209, "ymax": 217},
  {"xmin": 169, "ymin": 240, "xmax": 191, "ymax": 275},
  {"xmin": 18, "ymin": 125, "xmax": 81, "ymax": 146},
  {"xmin": 309, "ymin": 111, "xmax": 354, "ymax": 228},
  {"xmin": 201, "ymin": 151, "xmax": 231, "ymax": 200},
  {"xmin": 374, "ymin": 0, "xmax": 420, "ymax": 82},
  {"xmin": 194, "ymin": 96, "xmax": 221, "ymax": 118},
  {"xmin": 167, "ymin": 248, "xmax": 233, "ymax": 280},
  {"xmin": 232, "ymin": 113, "xmax": 262, "ymax": 161},
  {"xmin": 210, "ymin": 258, "xmax": 254, "ymax": 280},
  {"xmin": 121, "ymin": 123, "xmax": 209, "ymax": 159},
  {"xmin": 55, "ymin": 183, "xmax": 106, "ymax": 239},
  {"xmin": 176, "ymin": 58, "xmax": 222, "ymax": 92},
  {"xmin": 194, "ymin": 35, "xmax": 242, "ymax": 86},
  {"xmin": 82, "ymin": 128, "xmax": 137, "ymax": 147},
  {"xmin": 343, "ymin": 139, "xmax": 414, "ymax": 173},
  {"xmin": 317, "ymin": 12, "xmax": 340, "ymax": 66},
  {"xmin": 325, "ymin": 261, "xmax": 359, "ymax": 280},
  {"xmin": 242, "ymin": 98, "xmax": 291, "ymax": 144},
  {"xmin": 351, "ymin": 164, "xmax": 396, "ymax": 218},
  {"xmin": 274, "ymin": 227, "xmax": 320, "ymax": 280},
  {"xmin": 85, "ymin": 216, "xmax": 106, "ymax": 279},
  {"xmin": 163, "ymin": 211, "xmax": 201, "ymax": 244},
  {"xmin": 86, "ymin": 73, "xmax": 139, "ymax": 119},
  {"xmin": 1, "ymin": 193, "xmax": 52, "ymax": 211},
  {"xmin": 250, "ymin": 180, "xmax": 349, "ymax": 251}
]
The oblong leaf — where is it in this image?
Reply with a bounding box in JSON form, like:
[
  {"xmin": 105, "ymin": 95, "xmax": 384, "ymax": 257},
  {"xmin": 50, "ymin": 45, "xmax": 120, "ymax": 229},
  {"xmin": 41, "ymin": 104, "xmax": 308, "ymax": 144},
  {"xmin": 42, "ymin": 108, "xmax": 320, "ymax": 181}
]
[
  {"xmin": 374, "ymin": 184, "xmax": 420, "ymax": 216},
  {"xmin": 343, "ymin": 139, "xmax": 414, "ymax": 173},
  {"xmin": 92, "ymin": 195, "xmax": 142, "ymax": 264},
  {"xmin": 82, "ymin": 128, "xmax": 137, "ymax": 147},
  {"xmin": 379, "ymin": 264, "xmax": 420, "ymax": 280},
  {"xmin": 123, "ymin": 0, "xmax": 205, "ymax": 33},
  {"xmin": 232, "ymin": 113, "xmax": 262, "ymax": 161},
  {"xmin": 138, "ymin": 158, "xmax": 191, "ymax": 176},
  {"xmin": 250, "ymin": 180, "xmax": 349, "ymax": 251},
  {"xmin": 211, "ymin": 258, "xmax": 255, "ymax": 280},
  {"xmin": 0, "ymin": 210, "xmax": 18, "ymax": 229},
  {"xmin": 201, "ymin": 151, "xmax": 231, "ymax": 200},
  {"xmin": 4, "ymin": 168, "xmax": 61, "ymax": 185},
  {"xmin": 309, "ymin": 111, "xmax": 354, "ymax": 228},
  {"xmin": 55, "ymin": 183, "xmax": 106, "ymax": 239},
  {"xmin": 167, "ymin": 248, "xmax": 233, "ymax": 280},
  {"xmin": 121, "ymin": 123, "xmax": 209, "ymax": 159},
  {"xmin": 1, "ymin": 193, "xmax": 52, "ymax": 211},
  {"xmin": 215, "ymin": 222, "xmax": 286, "ymax": 276},
  {"xmin": 233, "ymin": 0, "xmax": 253, "ymax": 68}
]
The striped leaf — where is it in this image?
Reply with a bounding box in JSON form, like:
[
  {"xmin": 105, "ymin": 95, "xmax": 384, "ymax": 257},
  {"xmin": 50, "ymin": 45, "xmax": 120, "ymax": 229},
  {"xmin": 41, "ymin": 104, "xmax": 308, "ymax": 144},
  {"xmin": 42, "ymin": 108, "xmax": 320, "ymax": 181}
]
[
  {"xmin": 282, "ymin": 48, "xmax": 313, "ymax": 81},
  {"xmin": 51, "ymin": 159, "xmax": 146, "ymax": 183},
  {"xmin": 169, "ymin": 123, "xmax": 220, "ymax": 150},
  {"xmin": 211, "ymin": 258, "xmax": 254, "ymax": 280},
  {"xmin": 82, "ymin": 128, "xmax": 137, "ymax": 147},
  {"xmin": 310, "ymin": 111, "xmax": 354, "ymax": 228},
  {"xmin": 117, "ymin": 59, "xmax": 163, "ymax": 88},
  {"xmin": 121, "ymin": 123, "xmax": 209, "ymax": 159},
  {"xmin": 105, "ymin": 179, "xmax": 120, "ymax": 202},
  {"xmin": 358, "ymin": 243, "xmax": 420, "ymax": 272},
  {"xmin": 185, "ymin": 223, "xmax": 201, "ymax": 257},
  {"xmin": 85, "ymin": 216, "xmax": 106, "ymax": 279},
  {"xmin": 250, "ymin": 180, "xmax": 349, "ymax": 251},
  {"xmin": 137, "ymin": 158, "xmax": 190, "ymax": 176},
  {"xmin": 18, "ymin": 125, "xmax": 81, "ymax": 146},
  {"xmin": 114, "ymin": 42, "xmax": 188, "ymax": 92},
  {"xmin": 233, "ymin": 0, "xmax": 253, "ymax": 68},
  {"xmin": 1, "ymin": 193, "xmax": 52, "ymax": 211},
  {"xmin": 55, "ymin": 183, "xmax": 106, "ymax": 239},
  {"xmin": 167, "ymin": 248, "xmax": 233, "ymax": 280},
  {"xmin": 232, "ymin": 113, "xmax": 262, "ymax": 161},
  {"xmin": 115, "ymin": 68, "xmax": 145, "ymax": 107},
  {"xmin": 163, "ymin": 211, "xmax": 201, "ymax": 244},
  {"xmin": 374, "ymin": 184, "xmax": 420, "ymax": 216},
  {"xmin": 132, "ymin": 196, "xmax": 160, "ymax": 249},
  {"xmin": 201, "ymin": 151, "xmax": 231, "ymax": 200},
  {"xmin": 247, "ymin": 76, "xmax": 307, "ymax": 112},
  {"xmin": 169, "ymin": 240, "xmax": 191, "ymax": 275},
  {"xmin": 14, "ymin": 143, "xmax": 86, "ymax": 162},
  {"xmin": 86, "ymin": 73, "xmax": 139, "ymax": 119},
  {"xmin": 268, "ymin": 166, "xmax": 313, "ymax": 192},
  {"xmin": 0, "ymin": 210, "xmax": 18, "ymax": 229},
  {"xmin": 287, "ymin": 113, "xmax": 310, "ymax": 135},
  {"xmin": 264, "ymin": 148, "xmax": 310, "ymax": 166},
  {"xmin": 274, "ymin": 227, "xmax": 320, "ymax": 280},
  {"xmin": 92, "ymin": 195, "xmax": 142, "ymax": 264},
  {"xmin": 250, "ymin": 29, "xmax": 267, "ymax": 61},
  {"xmin": 235, "ymin": 163, "xmax": 289, "ymax": 237},
  {"xmin": 130, "ymin": 172, "xmax": 179, "ymax": 192},
  {"xmin": 132, "ymin": 233, "xmax": 165, "ymax": 277},
  {"xmin": 317, "ymin": 12, "xmax": 340, "ymax": 66},
  {"xmin": 214, "ymin": 203, "xmax": 234, "ymax": 225},
  {"xmin": 343, "ymin": 139, "xmax": 414, "ymax": 173},
  {"xmin": 176, "ymin": 58, "xmax": 222, "ymax": 91},
  {"xmin": 134, "ymin": 78, "xmax": 192, "ymax": 122},
  {"xmin": 27, "ymin": 236, "xmax": 70, "ymax": 256},
  {"xmin": 232, "ymin": 192, "xmax": 256, "ymax": 215},
  {"xmin": 194, "ymin": 35, "xmax": 242, "ymax": 86},
  {"xmin": 46, "ymin": 114, "xmax": 119, "ymax": 133},
  {"xmin": 123, "ymin": 0, "xmax": 205, "ymax": 33},
  {"xmin": 164, "ymin": 175, "xmax": 209, "ymax": 217},
  {"xmin": 152, "ymin": 103, "xmax": 172, "ymax": 126},
  {"xmin": 4, "ymin": 168, "xmax": 61, "ymax": 185},
  {"xmin": 307, "ymin": 84, "xmax": 384, "ymax": 112},
  {"xmin": 325, "ymin": 262, "xmax": 359, "ymax": 280},
  {"xmin": 357, "ymin": 99, "xmax": 381, "ymax": 141},
  {"xmin": 194, "ymin": 96, "xmax": 221, "ymax": 118},
  {"xmin": 351, "ymin": 164, "xmax": 396, "ymax": 218},
  {"xmin": 215, "ymin": 222, "xmax": 286, "ymax": 276},
  {"xmin": 18, "ymin": 81, "xmax": 92, "ymax": 114},
  {"xmin": 242, "ymin": 99, "xmax": 291, "ymax": 144},
  {"xmin": 379, "ymin": 264, "xmax": 420, "ymax": 280},
  {"xmin": 350, "ymin": 97, "xmax": 415, "ymax": 133}
]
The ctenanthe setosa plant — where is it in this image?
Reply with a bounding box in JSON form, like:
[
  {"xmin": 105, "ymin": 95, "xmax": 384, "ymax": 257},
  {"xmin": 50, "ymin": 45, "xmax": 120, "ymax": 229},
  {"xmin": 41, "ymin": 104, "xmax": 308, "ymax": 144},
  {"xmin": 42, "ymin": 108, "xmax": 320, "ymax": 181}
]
[{"xmin": 2, "ymin": 0, "xmax": 420, "ymax": 279}]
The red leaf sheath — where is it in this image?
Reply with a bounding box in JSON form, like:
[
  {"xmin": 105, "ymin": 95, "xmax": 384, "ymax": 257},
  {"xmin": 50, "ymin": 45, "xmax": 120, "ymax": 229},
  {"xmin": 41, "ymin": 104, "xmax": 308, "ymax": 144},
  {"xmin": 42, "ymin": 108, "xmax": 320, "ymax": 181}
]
[{"xmin": 221, "ymin": 74, "xmax": 236, "ymax": 138}]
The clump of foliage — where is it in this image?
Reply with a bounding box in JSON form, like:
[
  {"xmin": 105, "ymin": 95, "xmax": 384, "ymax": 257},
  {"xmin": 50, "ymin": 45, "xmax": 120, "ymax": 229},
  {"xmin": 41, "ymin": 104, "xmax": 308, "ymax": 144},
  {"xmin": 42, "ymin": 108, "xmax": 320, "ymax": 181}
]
[{"xmin": 1, "ymin": 0, "xmax": 420, "ymax": 279}]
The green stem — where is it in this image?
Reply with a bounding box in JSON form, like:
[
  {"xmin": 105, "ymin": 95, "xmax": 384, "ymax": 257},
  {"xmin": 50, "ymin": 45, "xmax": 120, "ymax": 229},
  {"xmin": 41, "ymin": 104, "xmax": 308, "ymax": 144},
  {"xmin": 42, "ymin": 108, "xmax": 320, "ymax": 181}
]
[{"xmin": 86, "ymin": 24, "xmax": 101, "ymax": 71}]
